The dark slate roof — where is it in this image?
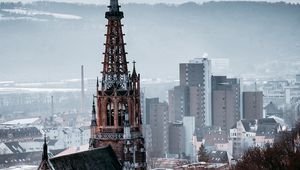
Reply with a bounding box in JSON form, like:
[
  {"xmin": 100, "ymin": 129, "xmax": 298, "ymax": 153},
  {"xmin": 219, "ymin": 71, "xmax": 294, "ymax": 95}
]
[
  {"xmin": 0, "ymin": 127, "xmax": 42, "ymax": 141},
  {"xmin": 258, "ymin": 118, "xmax": 277, "ymax": 125},
  {"xmin": 48, "ymin": 140, "xmax": 58, "ymax": 146},
  {"xmin": 203, "ymin": 130, "xmax": 228, "ymax": 146},
  {"xmin": 209, "ymin": 151, "xmax": 228, "ymax": 164},
  {"xmin": 231, "ymin": 123, "xmax": 237, "ymax": 129},
  {"xmin": 0, "ymin": 151, "xmax": 41, "ymax": 168},
  {"xmin": 256, "ymin": 124, "xmax": 279, "ymax": 137},
  {"xmin": 38, "ymin": 159, "xmax": 53, "ymax": 170},
  {"xmin": 0, "ymin": 149, "xmax": 61, "ymax": 168},
  {"xmin": 50, "ymin": 145, "xmax": 122, "ymax": 170},
  {"xmin": 241, "ymin": 120, "xmax": 256, "ymax": 132},
  {"xmin": 5, "ymin": 142, "xmax": 26, "ymax": 153},
  {"xmin": 194, "ymin": 126, "xmax": 225, "ymax": 141}
]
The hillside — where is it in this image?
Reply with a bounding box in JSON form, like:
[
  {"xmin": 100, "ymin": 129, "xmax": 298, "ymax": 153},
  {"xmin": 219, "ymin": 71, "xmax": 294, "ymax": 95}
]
[{"xmin": 0, "ymin": 1, "xmax": 299, "ymax": 81}]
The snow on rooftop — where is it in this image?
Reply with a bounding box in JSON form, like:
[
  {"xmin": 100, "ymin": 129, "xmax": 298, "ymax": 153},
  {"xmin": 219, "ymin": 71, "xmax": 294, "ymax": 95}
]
[
  {"xmin": 0, "ymin": 165, "xmax": 38, "ymax": 170},
  {"xmin": 0, "ymin": 87, "xmax": 80, "ymax": 93},
  {"xmin": 1, "ymin": 117, "xmax": 40, "ymax": 125},
  {"xmin": 53, "ymin": 144, "xmax": 89, "ymax": 158},
  {"xmin": 268, "ymin": 115, "xmax": 286, "ymax": 127}
]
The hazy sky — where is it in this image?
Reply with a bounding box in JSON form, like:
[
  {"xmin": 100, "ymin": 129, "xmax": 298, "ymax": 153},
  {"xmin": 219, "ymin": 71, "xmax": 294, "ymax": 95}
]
[{"xmin": 1, "ymin": 0, "xmax": 300, "ymax": 4}]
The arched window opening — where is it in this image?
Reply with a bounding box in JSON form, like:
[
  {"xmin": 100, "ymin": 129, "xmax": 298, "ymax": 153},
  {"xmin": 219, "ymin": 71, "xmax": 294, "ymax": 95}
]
[
  {"xmin": 118, "ymin": 102, "xmax": 126, "ymax": 126},
  {"xmin": 106, "ymin": 100, "xmax": 114, "ymax": 126}
]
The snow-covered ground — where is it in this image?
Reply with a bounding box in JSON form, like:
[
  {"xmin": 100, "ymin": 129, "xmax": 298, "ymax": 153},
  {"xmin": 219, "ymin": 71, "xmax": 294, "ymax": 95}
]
[
  {"xmin": 0, "ymin": 87, "xmax": 80, "ymax": 93},
  {"xmin": 2, "ymin": 8, "xmax": 82, "ymax": 20}
]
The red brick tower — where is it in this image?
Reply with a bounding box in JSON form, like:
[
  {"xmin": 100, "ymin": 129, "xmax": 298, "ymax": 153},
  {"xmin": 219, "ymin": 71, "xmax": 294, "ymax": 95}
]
[{"xmin": 90, "ymin": 0, "xmax": 146, "ymax": 169}]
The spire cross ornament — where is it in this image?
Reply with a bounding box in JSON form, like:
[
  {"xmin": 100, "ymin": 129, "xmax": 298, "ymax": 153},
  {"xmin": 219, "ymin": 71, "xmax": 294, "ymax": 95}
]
[
  {"xmin": 110, "ymin": 0, "xmax": 120, "ymax": 12},
  {"xmin": 133, "ymin": 60, "xmax": 136, "ymax": 68}
]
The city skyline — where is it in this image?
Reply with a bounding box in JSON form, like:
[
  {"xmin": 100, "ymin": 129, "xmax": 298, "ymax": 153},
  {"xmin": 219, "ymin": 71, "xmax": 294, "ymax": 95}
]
[
  {"xmin": 0, "ymin": 0, "xmax": 300, "ymax": 169},
  {"xmin": 1, "ymin": 0, "xmax": 300, "ymax": 4}
]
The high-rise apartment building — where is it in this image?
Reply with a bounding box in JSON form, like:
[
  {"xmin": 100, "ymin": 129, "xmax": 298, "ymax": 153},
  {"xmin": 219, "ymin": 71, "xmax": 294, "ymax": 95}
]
[
  {"xmin": 168, "ymin": 121, "xmax": 184, "ymax": 156},
  {"xmin": 172, "ymin": 86, "xmax": 190, "ymax": 121},
  {"xmin": 212, "ymin": 76, "xmax": 240, "ymax": 131},
  {"xmin": 145, "ymin": 98, "xmax": 159, "ymax": 125},
  {"xmin": 168, "ymin": 89, "xmax": 176, "ymax": 122},
  {"xmin": 169, "ymin": 58, "xmax": 212, "ymax": 129},
  {"xmin": 243, "ymin": 91, "xmax": 263, "ymax": 120},
  {"xmin": 148, "ymin": 101, "xmax": 169, "ymax": 158}
]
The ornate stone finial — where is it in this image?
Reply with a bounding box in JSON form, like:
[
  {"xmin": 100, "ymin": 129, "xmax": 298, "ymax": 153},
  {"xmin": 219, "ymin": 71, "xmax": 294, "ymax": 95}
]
[
  {"xmin": 132, "ymin": 60, "xmax": 137, "ymax": 77},
  {"xmin": 42, "ymin": 134, "xmax": 48, "ymax": 161},
  {"xmin": 96, "ymin": 77, "xmax": 99, "ymax": 89},
  {"xmin": 91, "ymin": 96, "xmax": 97, "ymax": 127}
]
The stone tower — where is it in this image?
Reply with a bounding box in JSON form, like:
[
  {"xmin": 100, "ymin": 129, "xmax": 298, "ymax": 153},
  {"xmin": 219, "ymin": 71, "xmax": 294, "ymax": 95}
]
[{"xmin": 89, "ymin": 0, "xmax": 146, "ymax": 169}]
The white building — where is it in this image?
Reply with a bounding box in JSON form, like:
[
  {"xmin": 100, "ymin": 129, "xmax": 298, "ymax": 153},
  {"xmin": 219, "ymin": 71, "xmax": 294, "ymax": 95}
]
[
  {"xmin": 229, "ymin": 118, "xmax": 282, "ymax": 159},
  {"xmin": 183, "ymin": 116, "xmax": 195, "ymax": 159},
  {"xmin": 43, "ymin": 126, "xmax": 90, "ymax": 149}
]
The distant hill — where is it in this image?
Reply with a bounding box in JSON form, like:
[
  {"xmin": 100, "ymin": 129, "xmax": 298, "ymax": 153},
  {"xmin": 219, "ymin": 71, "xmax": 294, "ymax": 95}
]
[{"xmin": 0, "ymin": 1, "xmax": 299, "ymax": 81}]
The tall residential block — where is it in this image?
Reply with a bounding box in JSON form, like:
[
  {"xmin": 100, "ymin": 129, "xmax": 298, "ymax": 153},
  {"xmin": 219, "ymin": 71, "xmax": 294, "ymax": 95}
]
[
  {"xmin": 145, "ymin": 98, "xmax": 159, "ymax": 125},
  {"xmin": 243, "ymin": 91, "xmax": 263, "ymax": 120},
  {"xmin": 169, "ymin": 58, "xmax": 212, "ymax": 129},
  {"xmin": 212, "ymin": 76, "xmax": 241, "ymax": 131},
  {"xmin": 173, "ymin": 86, "xmax": 190, "ymax": 121},
  {"xmin": 168, "ymin": 121, "xmax": 184, "ymax": 156},
  {"xmin": 181, "ymin": 58, "xmax": 212, "ymax": 127},
  {"xmin": 149, "ymin": 101, "xmax": 169, "ymax": 158},
  {"xmin": 168, "ymin": 89, "xmax": 175, "ymax": 122}
]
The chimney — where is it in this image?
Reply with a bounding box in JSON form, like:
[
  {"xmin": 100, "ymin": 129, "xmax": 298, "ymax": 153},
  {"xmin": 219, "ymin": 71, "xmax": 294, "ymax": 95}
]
[
  {"xmin": 51, "ymin": 96, "xmax": 54, "ymax": 116},
  {"xmin": 81, "ymin": 65, "xmax": 85, "ymax": 113}
]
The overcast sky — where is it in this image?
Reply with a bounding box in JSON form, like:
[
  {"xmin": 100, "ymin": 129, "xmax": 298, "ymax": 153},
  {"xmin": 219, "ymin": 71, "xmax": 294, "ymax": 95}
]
[{"xmin": 1, "ymin": 0, "xmax": 300, "ymax": 4}]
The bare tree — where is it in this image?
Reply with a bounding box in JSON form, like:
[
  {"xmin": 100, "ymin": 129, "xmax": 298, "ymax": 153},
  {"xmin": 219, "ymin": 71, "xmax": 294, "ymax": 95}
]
[
  {"xmin": 236, "ymin": 122, "xmax": 300, "ymax": 170},
  {"xmin": 197, "ymin": 144, "xmax": 209, "ymax": 162}
]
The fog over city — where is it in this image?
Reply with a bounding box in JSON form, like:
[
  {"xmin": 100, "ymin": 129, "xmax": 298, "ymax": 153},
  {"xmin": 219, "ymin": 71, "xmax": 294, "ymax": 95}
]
[
  {"xmin": 0, "ymin": 1, "xmax": 300, "ymax": 82},
  {"xmin": 0, "ymin": 0, "xmax": 300, "ymax": 170}
]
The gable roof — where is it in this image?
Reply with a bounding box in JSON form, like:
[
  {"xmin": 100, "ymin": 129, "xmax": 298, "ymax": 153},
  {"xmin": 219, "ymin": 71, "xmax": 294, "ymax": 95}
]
[
  {"xmin": 257, "ymin": 118, "xmax": 277, "ymax": 125},
  {"xmin": 54, "ymin": 144, "xmax": 89, "ymax": 157},
  {"xmin": 0, "ymin": 127, "xmax": 42, "ymax": 141},
  {"xmin": 209, "ymin": 151, "xmax": 228, "ymax": 164},
  {"xmin": 204, "ymin": 130, "xmax": 228, "ymax": 145},
  {"xmin": 4, "ymin": 142, "xmax": 25, "ymax": 154},
  {"xmin": 50, "ymin": 145, "xmax": 122, "ymax": 170},
  {"xmin": 48, "ymin": 140, "xmax": 58, "ymax": 146},
  {"xmin": 256, "ymin": 119, "xmax": 280, "ymax": 137},
  {"xmin": 37, "ymin": 159, "xmax": 53, "ymax": 170},
  {"xmin": 241, "ymin": 119, "xmax": 256, "ymax": 132}
]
